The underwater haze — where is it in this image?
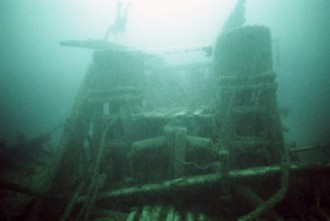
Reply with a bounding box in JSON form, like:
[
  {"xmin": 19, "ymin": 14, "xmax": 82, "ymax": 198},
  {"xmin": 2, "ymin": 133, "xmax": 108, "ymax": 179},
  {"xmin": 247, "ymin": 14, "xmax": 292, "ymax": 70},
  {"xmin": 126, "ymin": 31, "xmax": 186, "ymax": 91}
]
[{"xmin": 0, "ymin": 0, "xmax": 329, "ymax": 147}]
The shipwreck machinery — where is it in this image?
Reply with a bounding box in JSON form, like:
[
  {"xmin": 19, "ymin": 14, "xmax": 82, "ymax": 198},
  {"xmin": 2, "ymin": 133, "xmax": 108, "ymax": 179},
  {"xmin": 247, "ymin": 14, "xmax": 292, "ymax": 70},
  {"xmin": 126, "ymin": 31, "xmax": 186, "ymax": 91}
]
[
  {"xmin": 1, "ymin": 26, "xmax": 329, "ymax": 221},
  {"xmin": 37, "ymin": 25, "xmax": 329, "ymax": 221}
]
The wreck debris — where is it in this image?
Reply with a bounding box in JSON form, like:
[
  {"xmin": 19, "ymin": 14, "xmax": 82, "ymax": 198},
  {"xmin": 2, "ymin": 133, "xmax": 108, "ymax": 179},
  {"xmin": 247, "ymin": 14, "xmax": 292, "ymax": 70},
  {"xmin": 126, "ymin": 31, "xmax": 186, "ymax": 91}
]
[
  {"xmin": 214, "ymin": 26, "xmax": 285, "ymax": 169},
  {"xmin": 237, "ymin": 139, "xmax": 290, "ymax": 221},
  {"xmin": 221, "ymin": 0, "xmax": 246, "ymax": 33},
  {"xmin": 37, "ymin": 24, "xmax": 328, "ymax": 220},
  {"xmin": 74, "ymin": 163, "xmax": 328, "ymax": 207},
  {"xmin": 2, "ymin": 4, "xmax": 329, "ymax": 219}
]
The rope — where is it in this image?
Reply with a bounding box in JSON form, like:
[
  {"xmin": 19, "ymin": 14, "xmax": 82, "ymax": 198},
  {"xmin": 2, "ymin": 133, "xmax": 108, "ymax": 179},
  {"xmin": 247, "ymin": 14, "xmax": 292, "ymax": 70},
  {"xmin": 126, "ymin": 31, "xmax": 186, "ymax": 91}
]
[{"xmin": 238, "ymin": 144, "xmax": 290, "ymax": 221}]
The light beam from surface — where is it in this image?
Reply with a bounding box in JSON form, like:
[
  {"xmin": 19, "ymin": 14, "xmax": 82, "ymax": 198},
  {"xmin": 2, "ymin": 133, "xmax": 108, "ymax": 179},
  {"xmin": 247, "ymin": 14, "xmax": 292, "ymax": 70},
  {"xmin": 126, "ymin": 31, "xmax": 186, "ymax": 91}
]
[{"xmin": 61, "ymin": 0, "xmax": 237, "ymax": 47}]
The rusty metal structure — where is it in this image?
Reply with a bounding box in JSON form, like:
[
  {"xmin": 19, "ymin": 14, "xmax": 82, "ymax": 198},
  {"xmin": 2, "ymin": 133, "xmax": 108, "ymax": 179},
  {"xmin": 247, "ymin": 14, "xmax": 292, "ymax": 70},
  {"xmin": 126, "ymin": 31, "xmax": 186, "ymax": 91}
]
[
  {"xmin": 31, "ymin": 25, "xmax": 328, "ymax": 221},
  {"xmin": 1, "ymin": 23, "xmax": 329, "ymax": 221},
  {"xmin": 215, "ymin": 26, "xmax": 284, "ymax": 169}
]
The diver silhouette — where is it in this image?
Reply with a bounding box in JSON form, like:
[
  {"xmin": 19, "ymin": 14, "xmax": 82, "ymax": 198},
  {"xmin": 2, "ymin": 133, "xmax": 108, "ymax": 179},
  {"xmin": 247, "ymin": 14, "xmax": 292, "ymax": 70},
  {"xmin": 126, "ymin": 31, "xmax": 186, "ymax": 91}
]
[{"xmin": 104, "ymin": 0, "xmax": 132, "ymax": 40}]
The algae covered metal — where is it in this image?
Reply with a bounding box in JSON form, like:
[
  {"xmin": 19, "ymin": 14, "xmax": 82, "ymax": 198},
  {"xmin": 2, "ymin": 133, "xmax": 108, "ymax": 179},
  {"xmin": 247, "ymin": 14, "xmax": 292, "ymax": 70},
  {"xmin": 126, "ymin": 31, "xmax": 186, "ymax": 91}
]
[
  {"xmin": 35, "ymin": 24, "xmax": 329, "ymax": 220},
  {"xmin": 0, "ymin": 1, "xmax": 329, "ymax": 220}
]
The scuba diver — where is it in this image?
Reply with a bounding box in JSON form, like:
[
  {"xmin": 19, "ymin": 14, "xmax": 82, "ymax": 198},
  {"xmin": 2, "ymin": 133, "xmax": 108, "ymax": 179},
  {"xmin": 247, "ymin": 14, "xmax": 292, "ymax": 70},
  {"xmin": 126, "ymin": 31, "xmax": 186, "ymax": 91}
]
[{"xmin": 103, "ymin": 0, "xmax": 132, "ymax": 40}]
